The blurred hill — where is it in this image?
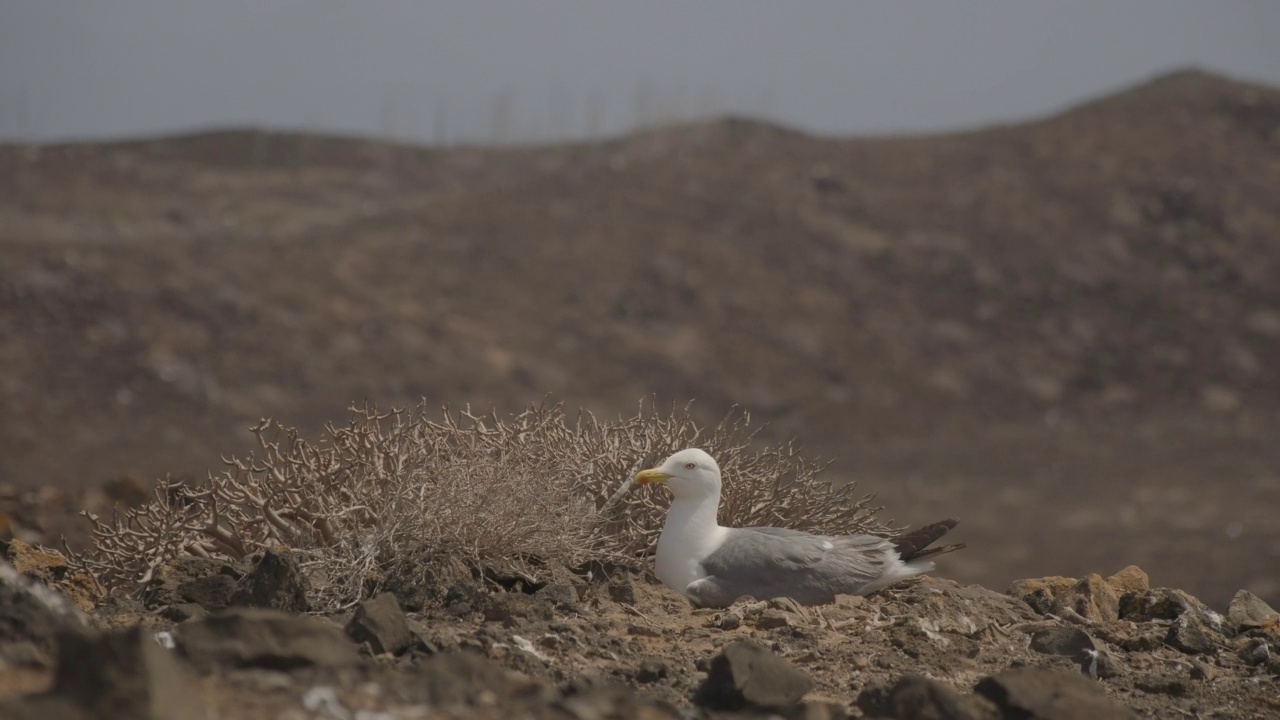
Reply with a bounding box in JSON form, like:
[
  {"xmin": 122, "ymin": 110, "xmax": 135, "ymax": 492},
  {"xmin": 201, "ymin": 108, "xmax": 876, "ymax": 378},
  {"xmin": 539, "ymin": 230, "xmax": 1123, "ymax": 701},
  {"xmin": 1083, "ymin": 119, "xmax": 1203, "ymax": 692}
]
[{"xmin": 2, "ymin": 69, "xmax": 1278, "ymax": 606}]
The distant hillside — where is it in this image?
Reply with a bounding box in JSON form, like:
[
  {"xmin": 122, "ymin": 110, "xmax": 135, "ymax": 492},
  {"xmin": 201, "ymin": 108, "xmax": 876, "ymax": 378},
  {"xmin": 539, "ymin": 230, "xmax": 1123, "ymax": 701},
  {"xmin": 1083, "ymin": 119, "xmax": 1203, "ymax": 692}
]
[{"xmin": 3, "ymin": 69, "xmax": 1279, "ymax": 606}]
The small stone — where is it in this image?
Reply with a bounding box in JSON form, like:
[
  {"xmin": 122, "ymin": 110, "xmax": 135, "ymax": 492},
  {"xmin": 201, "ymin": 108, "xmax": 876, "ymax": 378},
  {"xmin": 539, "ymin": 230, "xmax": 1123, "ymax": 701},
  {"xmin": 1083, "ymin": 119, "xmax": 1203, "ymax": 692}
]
[
  {"xmin": 635, "ymin": 656, "xmax": 669, "ymax": 683},
  {"xmin": 345, "ymin": 592, "xmax": 413, "ymax": 655},
  {"xmin": 482, "ymin": 592, "xmax": 553, "ymax": 625},
  {"xmin": 533, "ymin": 583, "xmax": 579, "ymax": 610},
  {"xmin": 1104, "ymin": 566, "xmax": 1150, "ymax": 595},
  {"xmin": 694, "ymin": 639, "xmax": 814, "ymax": 711},
  {"xmin": 1122, "ymin": 631, "xmax": 1166, "ymax": 652},
  {"xmin": 1189, "ymin": 661, "xmax": 1215, "ymax": 680},
  {"xmin": 444, "ymin": 581, "xmax": 487, "ymax": 615},
  {"xmin": 1165, "ymin": 616, "xmax": 1217, "ymax": 655},
  {"xmin": 824, "ymin": 594, "xmax": 869, "ymax": 624},
  {"xmin": 606, "ymin": 580, "xmax": 637, "ymax": 606},
  {"xmin": 1226, "ymin": 590, "xmax": 1279, "ymax": 632},
  {"xmin": 976, "ymin": 667, "xmax": 1137, "ymax": 719},
  {"xmin": 755, "ymin": 609, "xmax": 793, "ymax": 630},
  {"xmin": 1052, "ymin": 574, "xmax": 1120, "ymax": 623},
  {"xmin": 158, "ymin": 603, "xmax": 208, "ymax": 623},
  {"xmin": 1008, "ymin": 577, "xmax": 1078, "ymax": 615},
  {"xmin": 1118, "ymin": 588, "xmax": 1212, "ymax": 623},
  {"xmin": 231, "ymin": 549, "xmax": 310, "ymax": 612},
  {"xmin": 717, "ymin": 612, "xmax": 742, "ymax": 631},
  {"xmin": 143, "ymin": 557, "xmax": 241, "ymax": 610},
  {"xmin": 175, "ymin": 574, "xmax": 237, "ymax": 611},
  {"xmin": 1236, "ymin": 638, "xmax": 1272, "ymax": 666},
  {"xmin": 1028, "ymin": 626, "xmax": 1119, "ymax": 678}
]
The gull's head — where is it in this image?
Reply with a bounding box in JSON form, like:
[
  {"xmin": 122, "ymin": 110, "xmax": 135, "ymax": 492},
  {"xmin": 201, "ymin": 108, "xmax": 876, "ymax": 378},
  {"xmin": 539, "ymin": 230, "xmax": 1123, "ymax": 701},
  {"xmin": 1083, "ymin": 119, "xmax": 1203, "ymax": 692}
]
[{"xmin": 634, "ymin": 448, "xmax": 721, "ymax": 500}]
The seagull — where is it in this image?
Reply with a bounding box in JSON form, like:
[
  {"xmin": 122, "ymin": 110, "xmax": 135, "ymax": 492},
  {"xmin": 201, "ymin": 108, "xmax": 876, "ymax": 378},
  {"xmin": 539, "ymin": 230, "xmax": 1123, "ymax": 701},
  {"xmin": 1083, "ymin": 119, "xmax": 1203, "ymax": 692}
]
[{"xmin": 634, "ymin": 448, "xmax": 965, "ymax": 608}]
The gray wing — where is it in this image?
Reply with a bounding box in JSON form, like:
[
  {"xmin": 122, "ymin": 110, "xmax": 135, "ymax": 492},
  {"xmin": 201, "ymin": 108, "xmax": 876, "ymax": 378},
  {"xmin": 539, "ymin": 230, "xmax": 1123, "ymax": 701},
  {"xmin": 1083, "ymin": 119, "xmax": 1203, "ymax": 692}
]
[{"xmin": 691, "ymin": 527, "xmax": 895, "ymax": 608}]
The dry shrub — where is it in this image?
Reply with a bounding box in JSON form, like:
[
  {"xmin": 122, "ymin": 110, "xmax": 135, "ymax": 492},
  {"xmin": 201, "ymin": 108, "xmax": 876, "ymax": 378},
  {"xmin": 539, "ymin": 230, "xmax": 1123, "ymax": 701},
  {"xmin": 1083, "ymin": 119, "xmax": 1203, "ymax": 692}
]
[{"xmin": 70, "ymin": 400, "xmax": 891, "ymax": 609}]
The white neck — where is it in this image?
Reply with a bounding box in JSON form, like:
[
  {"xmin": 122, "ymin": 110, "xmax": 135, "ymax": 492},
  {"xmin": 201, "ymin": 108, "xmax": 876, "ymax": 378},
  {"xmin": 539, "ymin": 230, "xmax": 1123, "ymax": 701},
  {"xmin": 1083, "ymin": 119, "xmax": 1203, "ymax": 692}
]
[{"xmin": 654, "ymin": 492, "xmax": 727, "ymax": 594}]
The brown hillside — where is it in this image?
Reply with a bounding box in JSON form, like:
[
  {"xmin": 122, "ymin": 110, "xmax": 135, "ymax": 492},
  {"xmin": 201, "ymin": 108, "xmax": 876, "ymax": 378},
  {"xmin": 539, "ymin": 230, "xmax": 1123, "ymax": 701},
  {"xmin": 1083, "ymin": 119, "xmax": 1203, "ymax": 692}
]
[{"xmin": 2, "ymin": 69, "xmax": 1278, "ymax": 607}]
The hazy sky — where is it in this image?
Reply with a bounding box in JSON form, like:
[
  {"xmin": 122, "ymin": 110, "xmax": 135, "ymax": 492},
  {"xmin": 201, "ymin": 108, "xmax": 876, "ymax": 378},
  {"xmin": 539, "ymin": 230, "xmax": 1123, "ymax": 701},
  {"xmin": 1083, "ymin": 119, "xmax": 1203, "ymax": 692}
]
[{"xmin": 2, "ymin": 1, "xmax": 1278, "ymax": 145}]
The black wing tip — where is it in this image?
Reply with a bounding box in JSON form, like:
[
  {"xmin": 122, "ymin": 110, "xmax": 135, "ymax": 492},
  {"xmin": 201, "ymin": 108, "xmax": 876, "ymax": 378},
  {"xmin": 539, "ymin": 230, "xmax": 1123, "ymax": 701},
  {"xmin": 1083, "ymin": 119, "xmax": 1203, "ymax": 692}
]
[{"xmin": 891, "ymin": 518, "xmax": 963, "ymax": 561}]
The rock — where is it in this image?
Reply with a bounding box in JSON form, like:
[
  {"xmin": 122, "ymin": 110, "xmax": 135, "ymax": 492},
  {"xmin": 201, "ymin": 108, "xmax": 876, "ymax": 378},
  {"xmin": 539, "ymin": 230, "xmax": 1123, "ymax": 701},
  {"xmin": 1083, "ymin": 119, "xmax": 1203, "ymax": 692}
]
[
  {"xmin": 177, "ymin": 607, "xmax": 358, "ymax": 670},
  {"xmin": 606, "ymin": 579, "xmax": 637, "ymax": 606},
  {"xmin": 230, "ymin": 549, "xmax": 309, "ymax": 612},
  {"xmin": 635, "ymin": 656, "xmax": 669, "ymax": 683},
  {"xmin": 483, "ymin": 592, "xmax": 554, "ymax": 625},
  {"xmin": 47, "ymin": 626, "xmax": 201, "ymax": 720},
  {"xmin": 897, "ymin": 578, "xmax": 1037, "ymax": 635},
  {"xmin": 1028, "ymin": 626, "xmax": 1119, "ymax": 678},
  {"xmin": 1236, "ymin": 637, "xmax": 1273, "ymax": 666},
  {"xmin": 1052, "ymin": 574, "xmax": 1120, "ymax": 623},
  {"xmin": 975, "ymin": 667, "xmax": 1137, "ymax": 720},
  {"xmin": 694, "ymin": 639, "xmax": 814, "ymax": 711},
  {"xmin": 1226, "ymin": 590, "xmax": 1279, "ymax": 632},
  {"xmin": 158, "ymin": 603, "xmax": 208, "ymax": 623},
  {"xmin": 143, "ymin": 556, "xmax": 242, "ymax": 610},
  {"xmin": 1104, "ymin": 566, "xmax": 1149, "ymax": 595},
  {"xmin": 345, "ymin": 592, "xmax": 413, "ymax": 655},
  {"xmin": 1118, "ymin": 588, "xmax": 1214, "ymax": 624},
  {"xmin": 1008, "ymin": 576, "xmax": 1078, "ymax": 615},
  {"xmin": 4, "ymin": 541, "xmax": 102, "ymax": 611},
  {"xmin": 0, "ymin": 558, "xmax": 88, "ymax": 659},
  {"xmin": 172, "ymin": 574, "xmax": 237, "ymax": 611},
  {"xmin": 444, "ymin": 580, "xmax": 487, "ymax": 615},
  {"xmin": 717, "ymin": 612, "xmax": 743, "ymax": 630},
  {"xmin": 823, "ymin": 594, "xmax": 870, "ymax": 624},
  {"xmin": 533, "ymin": 582, "xmax": 580, "ymax": 610},
  {"xmin": 1165, "ymin": 616, "xmax": 1217, "ymax": 655},
  {"xmin": 756, "ymin": 609, "xmax": 794, "ymax": 630},
  {"xmin": 862, "ymin": 674, "xmax": 999, "ymax": 720}
]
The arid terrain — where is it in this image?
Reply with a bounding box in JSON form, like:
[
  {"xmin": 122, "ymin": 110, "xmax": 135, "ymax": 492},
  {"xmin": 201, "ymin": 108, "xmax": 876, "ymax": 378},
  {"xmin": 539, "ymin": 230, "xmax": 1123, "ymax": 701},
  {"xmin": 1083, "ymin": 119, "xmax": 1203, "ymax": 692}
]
[
  {"xmin": 3, "ymin": 541, "xmax": 1280, "ymax": 718},
  {"xmin": 2, "ymin": 69, "xmax": 1279, "ymax": 612}
]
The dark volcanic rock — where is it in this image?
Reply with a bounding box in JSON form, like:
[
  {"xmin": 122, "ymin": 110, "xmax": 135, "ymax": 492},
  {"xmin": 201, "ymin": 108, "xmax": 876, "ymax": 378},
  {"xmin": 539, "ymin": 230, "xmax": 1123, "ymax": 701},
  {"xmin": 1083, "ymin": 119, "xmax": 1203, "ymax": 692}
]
[
  {"xmin": 173, "ymin": 574, "xmax": 237, "ymax": 611},
  {"xmin": 47, "ymin": 626, "xmax": 199, "ymax": 720},
  {"xmin": 975, "ymin": 667, "xmax": 1136, "ymax": 720},
  {"xmin": 862, "ymin": 674, "xmax": 998, "ymax": 720},
  {"xmin": 0, "ymin": 558, "xmax": 87, "ymax": 659},
  {"xmin": 533, "ymin": 582, "xmax": 580, "ymax": 611},
  {"xmin": 345, "ymin": 592, "xmax": 413, "ymax": 655},
  {"xmin": 1118, "ymin": 588, "xmax": 1215, "ymax": 624},
  {"xmin": 1165, "ymin": 616, "xmax": 1218, "ymax": 655},
  {"xmin": 231, "ymin": 549, "xmax": 310, "ymax": 612},
  {"xmin": 177, "ymin": 607, "xmax": 358, "ymax": 670},
  {"xmin": 694, "ymin": 639, "xmax": 813, "ymax": 711},
  {"xmin": 143, "ymin": 556, "xmax": 242, "ymax": 609},
  {"xmin": 1028, "ymin": 626, "xmax": 1119, "ymax": 678}
]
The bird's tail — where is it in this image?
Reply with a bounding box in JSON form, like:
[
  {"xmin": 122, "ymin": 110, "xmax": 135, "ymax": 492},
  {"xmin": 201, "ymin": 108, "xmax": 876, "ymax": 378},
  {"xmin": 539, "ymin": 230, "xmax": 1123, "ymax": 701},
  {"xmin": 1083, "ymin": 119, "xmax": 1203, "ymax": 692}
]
[{"xmin": 892, "ymin": 518, "xmax": 966, "ymax": 564}]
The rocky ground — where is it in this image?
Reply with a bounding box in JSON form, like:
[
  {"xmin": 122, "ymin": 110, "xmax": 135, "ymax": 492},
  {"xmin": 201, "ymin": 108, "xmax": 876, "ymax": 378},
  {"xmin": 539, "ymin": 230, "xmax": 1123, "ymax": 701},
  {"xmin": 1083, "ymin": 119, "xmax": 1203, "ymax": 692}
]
[{"xmin": 2, "ymin": 538, "xmax": 1278, "ymax": 720}]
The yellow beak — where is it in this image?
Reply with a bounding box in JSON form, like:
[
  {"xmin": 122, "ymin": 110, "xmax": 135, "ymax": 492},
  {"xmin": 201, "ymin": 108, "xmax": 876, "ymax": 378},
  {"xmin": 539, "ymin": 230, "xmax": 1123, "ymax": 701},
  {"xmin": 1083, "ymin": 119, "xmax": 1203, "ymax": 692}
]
[{"xmin": 634, "ymin": 468, "xmax": 672, "ymax": 485}]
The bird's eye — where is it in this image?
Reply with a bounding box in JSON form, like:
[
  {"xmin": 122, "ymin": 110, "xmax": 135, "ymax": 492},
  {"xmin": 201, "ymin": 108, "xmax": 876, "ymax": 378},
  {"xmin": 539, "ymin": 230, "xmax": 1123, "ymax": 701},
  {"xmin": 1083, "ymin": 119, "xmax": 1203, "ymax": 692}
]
[{"xmin": 684, "ymin": 462, "xmax": 696, "ymax": 470}]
